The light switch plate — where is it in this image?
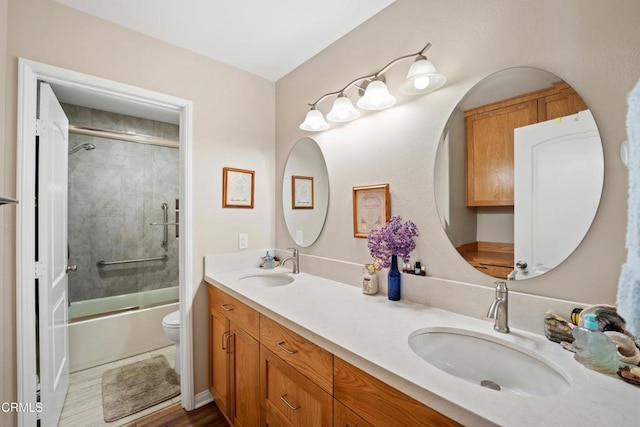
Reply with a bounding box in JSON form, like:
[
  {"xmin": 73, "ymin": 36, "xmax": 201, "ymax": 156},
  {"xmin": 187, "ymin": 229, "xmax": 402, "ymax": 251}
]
[
  {"xmin": 296, "ymin": 230, "xmax": 304, "ymax": 245},
  {"xmin": 238, "ymin": 233, "xmax": 248, "ymax": 249}
]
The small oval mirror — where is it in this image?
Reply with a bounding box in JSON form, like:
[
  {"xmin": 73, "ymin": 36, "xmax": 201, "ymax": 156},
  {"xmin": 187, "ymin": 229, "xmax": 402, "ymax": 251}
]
[
  {"xmin": 282, "ymin": 137, "xmax": 330, "ymax": 247},
  {"xmin": 434, "ymin": 67, "xmax": 604, "ymax": 280}
]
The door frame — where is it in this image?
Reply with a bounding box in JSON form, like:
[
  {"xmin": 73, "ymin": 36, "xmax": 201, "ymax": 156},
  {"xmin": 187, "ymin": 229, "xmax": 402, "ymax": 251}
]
[{"xmin": 16, "ymin": 58, "xmax": 195, "ymax": 426}]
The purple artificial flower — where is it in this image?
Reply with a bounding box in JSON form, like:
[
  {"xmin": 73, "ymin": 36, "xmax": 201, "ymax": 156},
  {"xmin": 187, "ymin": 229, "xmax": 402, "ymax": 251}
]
[{"xmin": 367, "ymin": 216, "xmax": 419, "ymax": 268}]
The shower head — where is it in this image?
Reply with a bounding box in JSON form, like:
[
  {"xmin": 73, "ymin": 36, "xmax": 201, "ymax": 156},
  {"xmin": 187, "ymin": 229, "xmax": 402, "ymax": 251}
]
[{"xmin": 68, "ymin": 142, "xmax": 95, "ymax": 156}]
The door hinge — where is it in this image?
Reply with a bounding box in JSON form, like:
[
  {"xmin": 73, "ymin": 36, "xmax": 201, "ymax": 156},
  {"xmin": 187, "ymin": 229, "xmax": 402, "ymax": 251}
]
[
  {"xmin": 35, "ymin": 119, "xmax": 45, "ymax": 136},
  {"xmin": 34, "ymin": 262, "xmax": 46, "ymax": 279}
]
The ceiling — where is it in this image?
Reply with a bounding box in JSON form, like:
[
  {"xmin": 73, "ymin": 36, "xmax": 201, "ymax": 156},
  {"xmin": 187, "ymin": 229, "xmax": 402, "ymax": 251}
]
[{"xmin": 56, "ymin": 0, "xmax": 395, "ymax": 82}]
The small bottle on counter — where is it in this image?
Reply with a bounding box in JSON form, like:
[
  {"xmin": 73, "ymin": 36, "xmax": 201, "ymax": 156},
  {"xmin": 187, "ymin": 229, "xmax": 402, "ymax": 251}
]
[
  {"xmin": 572, "ymin": 313, "xmax": 619, "ymax": 374},
  {"xmin": 362, "ymin": 268, "xmax": 379, "ymax": 295},
  {"xmin": 414, "ymin": 261, "xmax": 421, "ymax": 275}
]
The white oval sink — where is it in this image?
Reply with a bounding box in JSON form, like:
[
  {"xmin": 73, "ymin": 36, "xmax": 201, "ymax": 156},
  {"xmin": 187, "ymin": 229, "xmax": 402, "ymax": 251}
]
[
  {"xmin": 408, "ymin": 327, "xmax": 571, "ymax": 397},
  {"xmin": 239, "ymin": 273, "xmax": 294, "ymax": 287}
]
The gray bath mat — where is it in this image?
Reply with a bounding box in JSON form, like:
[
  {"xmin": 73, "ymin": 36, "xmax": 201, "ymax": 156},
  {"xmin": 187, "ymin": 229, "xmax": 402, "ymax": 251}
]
[{"xmin": 102, "ymin": 355, "xmax": 180, "ymax": 422}]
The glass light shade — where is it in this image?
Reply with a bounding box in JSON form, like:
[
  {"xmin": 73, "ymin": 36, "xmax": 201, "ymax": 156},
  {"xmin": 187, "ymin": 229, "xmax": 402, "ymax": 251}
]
[
  {"xmin": 400, "ymin": 57, "xmax": 447, "ymax": 95},
  {"xmin": 326, "ymin": 95, "xmax": 360, "ymax": 122},
  {"xmin": 357, "ymin": 80, "xmax": 396, "ymax": 110},
  {"xmin": 299, "ymin": 108, "xmax": 329, "ymax": 131}
]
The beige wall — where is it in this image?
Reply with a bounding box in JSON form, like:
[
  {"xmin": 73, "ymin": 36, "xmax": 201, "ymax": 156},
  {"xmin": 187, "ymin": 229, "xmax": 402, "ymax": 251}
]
[
  {"xmin": 275, "ymin": 0, "xmax": 640, "ymax": 303},
  {"xmin": 2, "ymin": 0, "xmax": 275, "ymax": 411}
]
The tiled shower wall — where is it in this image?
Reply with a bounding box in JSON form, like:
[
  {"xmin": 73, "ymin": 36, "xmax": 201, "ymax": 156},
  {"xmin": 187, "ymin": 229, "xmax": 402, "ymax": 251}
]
[{"xmin": 62, "ymin": 104, "xmax": 179, "ymax": 303}]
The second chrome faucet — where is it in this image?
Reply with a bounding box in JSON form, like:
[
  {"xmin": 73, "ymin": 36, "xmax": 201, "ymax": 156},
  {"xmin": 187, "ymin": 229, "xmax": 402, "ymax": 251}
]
[
  {"xmin": 280, "ymin": 247, "xmax": 300, "ymax": 274},
  {"xmin": 487, "ymin": 281, "xmax": 509, "ymax": 333}
]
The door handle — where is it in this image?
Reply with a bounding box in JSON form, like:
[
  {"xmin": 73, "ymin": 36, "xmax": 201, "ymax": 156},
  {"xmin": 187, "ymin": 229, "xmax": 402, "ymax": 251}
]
[{"xmin": 65, "ymin": 265, "xmax": 77, "ymax": 273}]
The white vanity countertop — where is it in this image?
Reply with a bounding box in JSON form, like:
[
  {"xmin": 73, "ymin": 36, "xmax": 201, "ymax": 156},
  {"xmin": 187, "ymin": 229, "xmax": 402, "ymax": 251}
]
[{"xmin": 204, "ymin": 266, "xmax": 639, "ymax": 427}]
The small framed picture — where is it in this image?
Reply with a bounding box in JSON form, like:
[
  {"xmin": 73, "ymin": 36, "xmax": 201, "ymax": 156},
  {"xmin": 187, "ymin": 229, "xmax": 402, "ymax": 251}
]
[
  {"xmin": 223, "ymin": 167, "xmax": 254, "ymax": 208},
  {"xmin": 292, "ymin": 175, "xmax": 314, "ymax": 209},
  {"xmin": 353, "ymin": 184, "xmax": 390, "ymax": 238}
]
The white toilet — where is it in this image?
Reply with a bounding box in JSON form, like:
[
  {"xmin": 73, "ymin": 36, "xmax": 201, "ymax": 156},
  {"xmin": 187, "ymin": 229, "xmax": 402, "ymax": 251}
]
[{"xmin": 162, "ymin": 310, "xmax": 181, "ymax": 375}]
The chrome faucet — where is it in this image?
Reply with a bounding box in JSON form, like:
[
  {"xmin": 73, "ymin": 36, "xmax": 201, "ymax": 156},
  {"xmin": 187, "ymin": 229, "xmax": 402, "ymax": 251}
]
[
  {"xmin": 487, "ymin": 281, "xmax": 509, "ymax": 333},
  {"xmin": 280, "ymin": 247, "xmax": 299, "ymax": 274}
]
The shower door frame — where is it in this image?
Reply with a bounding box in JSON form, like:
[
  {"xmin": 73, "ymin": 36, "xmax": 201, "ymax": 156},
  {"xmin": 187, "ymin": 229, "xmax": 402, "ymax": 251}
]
[{"xmin": 16, "ymin": 58, "xmax": 196, "ymax": 426}]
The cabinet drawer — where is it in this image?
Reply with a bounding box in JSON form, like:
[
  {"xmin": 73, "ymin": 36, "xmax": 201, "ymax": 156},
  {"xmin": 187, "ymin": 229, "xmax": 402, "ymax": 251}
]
[
  {"xmin": 208, "ymin": 285, "xmax": 259, "ymax": 340},
  {"xmin": 334, "ymin": 357, "xmax": 461, "ymax": 427},
  {"xmin": 261, "ymin": 347, "xmax": 332, "ymax": 427},
  {"xmin": 260, "ymin": 315, "xmax": 333, "ymax": 393}
]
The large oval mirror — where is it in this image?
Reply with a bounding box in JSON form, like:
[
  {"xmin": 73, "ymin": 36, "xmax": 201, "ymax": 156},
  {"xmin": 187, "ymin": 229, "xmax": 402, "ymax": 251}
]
[
  {"xmin": 434, "ymin": 67, "xmax": 604, "ymax": 280},
  {"xmin": 283, "ymin": 137, "xmax": 330, "ymax": 247}
]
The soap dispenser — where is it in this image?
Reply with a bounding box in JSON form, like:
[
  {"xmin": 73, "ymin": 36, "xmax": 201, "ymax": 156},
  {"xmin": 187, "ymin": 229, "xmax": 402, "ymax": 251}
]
[
  {"xmin": 572, "ymin": 313, "xmax": 620, "ymax": 374},
  {"xmin": 262, "ymin": 251, "xmax": 275, "ymax": 269}
]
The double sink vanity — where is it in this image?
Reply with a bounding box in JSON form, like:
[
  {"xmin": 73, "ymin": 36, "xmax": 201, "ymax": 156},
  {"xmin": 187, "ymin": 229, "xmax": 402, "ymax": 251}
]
[
  {"xmin": 205, "ymin": 258, "xmax": 636, "ymax": 426},
  {"xmin": 203, "ymin": 65, "xmax": 635, "ymax": 426}
]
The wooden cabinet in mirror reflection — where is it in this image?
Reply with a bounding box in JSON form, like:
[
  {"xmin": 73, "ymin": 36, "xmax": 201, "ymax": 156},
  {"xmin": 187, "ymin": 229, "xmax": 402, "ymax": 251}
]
[{"xmin": 465, "ymin": 81, "xmax": 586, "ymax": 207}]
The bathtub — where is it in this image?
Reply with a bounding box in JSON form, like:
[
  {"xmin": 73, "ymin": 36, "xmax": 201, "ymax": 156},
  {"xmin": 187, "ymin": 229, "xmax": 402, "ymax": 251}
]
[{"xmin": 68, "ymin": 287, "xmax": 179, "ymax": 372}]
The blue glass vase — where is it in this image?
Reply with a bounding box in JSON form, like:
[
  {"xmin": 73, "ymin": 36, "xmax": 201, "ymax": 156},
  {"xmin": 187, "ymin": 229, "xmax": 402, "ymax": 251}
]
[{"xmin": 388, "ymin": 255, "xmax": 401, "ymax": 301}]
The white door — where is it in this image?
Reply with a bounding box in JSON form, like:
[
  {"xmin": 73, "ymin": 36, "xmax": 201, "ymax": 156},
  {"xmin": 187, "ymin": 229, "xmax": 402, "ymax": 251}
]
[
  {"xmin": 37, "ymin": 82, "xmax": 71, "ymax": 426},
  {"xmin": 513, "ymin": 109, "xmax": 603, "ymax": 278}
]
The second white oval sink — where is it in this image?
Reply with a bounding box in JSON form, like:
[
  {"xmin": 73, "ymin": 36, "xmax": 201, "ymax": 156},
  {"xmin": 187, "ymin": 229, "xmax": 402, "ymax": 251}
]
[
  {"xmin": 239, "ymin": 273, "xmax": 294, "ymax": 287},
  {"xmin": 408, "ymin": 327, "xmax": 571, "ymax": 397}
]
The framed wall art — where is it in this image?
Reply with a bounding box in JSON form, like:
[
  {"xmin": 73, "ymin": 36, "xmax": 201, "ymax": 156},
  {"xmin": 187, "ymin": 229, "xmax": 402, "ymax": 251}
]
[
  {"xmin": 352, "ymin": 184, "xmax": 390, "ymax": 238},
  {"xmin": 223, "ymin": 167, "xmax": 254, "ymax": 208},
  {"xmin": 292, "ymin": 175, "xmax": 314, "ymax": 209}
]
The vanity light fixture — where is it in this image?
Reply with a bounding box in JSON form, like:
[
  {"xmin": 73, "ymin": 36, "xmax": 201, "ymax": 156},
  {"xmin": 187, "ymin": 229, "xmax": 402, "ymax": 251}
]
[
  {"xmin": 299, "ymin": 106, "xmax": 330, "ymax": 131},
  {"xmin": 326, "ymin": 93, "xmax": 360, "ymax": 122},
  {"xmin": 400, "ymin": 55, "xmax": 447, "ymax": 95},
  {"xmin": 299, "ymin": 43, "xmax": 445, "ymax": 131},
  {"xmin": 357, "ymin": 78, "xmax": 397, "ymax": 110}
]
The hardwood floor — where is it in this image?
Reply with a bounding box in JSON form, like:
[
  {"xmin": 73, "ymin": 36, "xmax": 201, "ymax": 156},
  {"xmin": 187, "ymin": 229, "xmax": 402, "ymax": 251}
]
[{"xmin": 123, "ymin": 402, "xmax": 229, "ymax": 427}]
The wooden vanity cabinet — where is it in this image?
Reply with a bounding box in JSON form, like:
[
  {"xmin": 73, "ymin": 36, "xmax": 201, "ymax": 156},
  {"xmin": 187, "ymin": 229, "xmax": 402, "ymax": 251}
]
[
  {"xmin": 208, "ymin": 286, "xmax": 260, "ymax": 427},
  {"xmin": 259, "ymin": 315, "xmax": 333, "ymax": 426},
  {"xmin": 208, "ymin": 284, "xmax": 462, "ymax": 427},
  {"xmin": 334, "ymin": 399, "xmax": 373, "ymax": 427},
  {"xmin": 260, "ymin": 347, "xmax": 333, "ymax": 427},
  {"xmin": 465, "ymin": 81, "xmax": 586, "ymax": 207},
  {"xmin": 334, "ymin": 357, "xmax": 462, "ymax": 427}
]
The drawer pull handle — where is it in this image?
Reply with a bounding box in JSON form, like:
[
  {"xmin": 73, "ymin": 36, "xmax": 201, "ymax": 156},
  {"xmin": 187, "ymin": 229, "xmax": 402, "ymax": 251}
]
[
  {"xmin": 221, "ymin": 304, "xmax": 234, "ymax": 311},
  {"xmin": 280, "ymin": 394, "xmax": 301, "ymax": 411},
  {"xmin": 277, "ymin": 341, "xmax": 298, "ymax": 355},
  {"xmin": 221, "ymin": 331, "xmax": 230, "ymax": 350}
]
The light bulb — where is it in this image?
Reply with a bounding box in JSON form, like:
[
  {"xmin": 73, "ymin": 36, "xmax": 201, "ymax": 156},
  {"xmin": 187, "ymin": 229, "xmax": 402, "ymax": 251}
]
[
  {"xmin": 357, "ymin": 79, "xmax": 396, "ymax": 110},
  {"xmin": 299, "ymin": 108, "xmax": 329, "ymax": 131},
  {"xmin": 413, "ymin": 76, "xmax": 430, "ymax": 90},
  {"xmin": 327, "ymin": 95, "xmax": 359, "ymax": 122},
  {"xmin": 370, "ymin": 93, "xmax": 382, "ymax": 107}
]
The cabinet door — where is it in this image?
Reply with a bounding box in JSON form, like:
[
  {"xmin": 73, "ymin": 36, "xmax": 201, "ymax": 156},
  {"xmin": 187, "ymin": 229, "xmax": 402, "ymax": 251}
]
[
  {"xmin": 261, "ymin": 347, "xmax": 332, "ymax": 427},
  {"xmin": 334, "ymin": 399, "xmax": 372, "ymax": 427},
  {"xmin": 538, "ymin": 88, "xmax": 587, "ymax": 121},
  {"xmin": 231, "ymin": 323, "xmax": 260, "ymax": 427},
  {"xmin": 210, "ymin": 308, "xmax": 231, "ymax": 420},
  {"xmin": 466, "ymin": 100, "xmax": 538, "ymax": 206}
]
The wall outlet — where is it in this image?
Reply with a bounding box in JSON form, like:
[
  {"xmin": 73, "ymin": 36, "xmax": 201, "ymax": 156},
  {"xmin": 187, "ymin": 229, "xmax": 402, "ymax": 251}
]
[
  {"xmin": 238, "ymin": 233, "xmax": 249, "ymax": 249},
  {"xmin": 296, "ymin": 230, "xmax": 304, "ymax": 245}
]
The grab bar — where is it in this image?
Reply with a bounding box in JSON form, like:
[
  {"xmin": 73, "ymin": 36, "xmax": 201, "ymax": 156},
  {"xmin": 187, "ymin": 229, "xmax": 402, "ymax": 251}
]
[{"xmin": 97, "ymin": 254, "xmax": 169, "ymax": 266}]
